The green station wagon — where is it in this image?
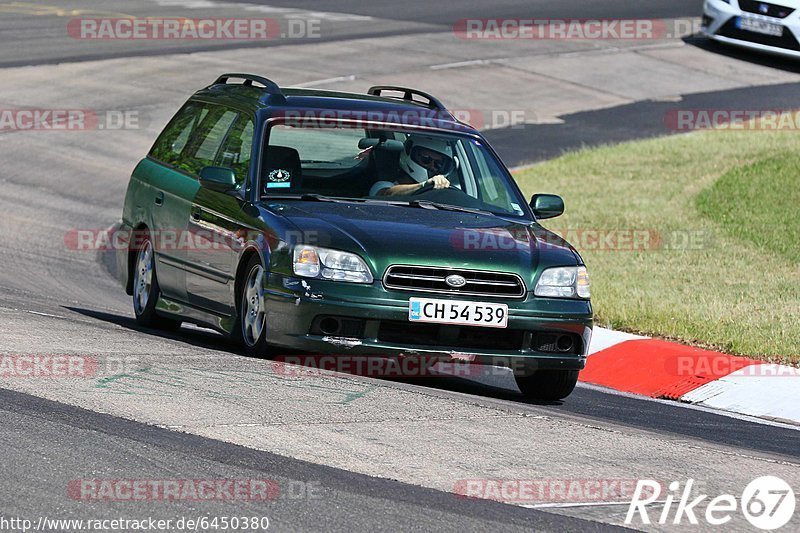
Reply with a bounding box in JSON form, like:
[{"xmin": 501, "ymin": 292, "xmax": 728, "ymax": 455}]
[{"xmin": 117, "ymin": 73, "xmax": 592, "ymax": 400}]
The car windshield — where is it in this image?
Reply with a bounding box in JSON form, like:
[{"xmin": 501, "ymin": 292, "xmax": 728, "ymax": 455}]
[{"xmin": 260, "ymin": 122, "xmax": 530, "ymax": 218}]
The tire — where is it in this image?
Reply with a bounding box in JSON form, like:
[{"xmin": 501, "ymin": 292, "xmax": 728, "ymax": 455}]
[
  {"xmin": 131, "ymin": 233, "xmax": 181, "ymax": 331},
  {"xmin": 236, "ymin": 255, "xmax": 270, "ymax": 357},
  {"xmin": 515, "ymin": 370, "xmax": 579, "ymax": 401}
]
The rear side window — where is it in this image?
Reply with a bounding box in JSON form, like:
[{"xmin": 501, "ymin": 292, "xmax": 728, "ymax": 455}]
[
  {"xmin": 150, "ymin": 102, "xmax": 207, "ymax": 167},
  {"xmin": 149, "ymin": 102, "xmax": 238, "ymax": 176},
  {"xmin": 192, "ymin": 109, "xmax": 238, "ymax": 165}
]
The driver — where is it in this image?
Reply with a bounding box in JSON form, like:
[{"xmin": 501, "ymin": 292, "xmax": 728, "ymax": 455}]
[{"xmin": 369, "ymin": 135, "xmax": 455, "ymax": 196}]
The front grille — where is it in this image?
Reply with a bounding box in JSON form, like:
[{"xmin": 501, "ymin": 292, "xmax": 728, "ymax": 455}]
[
  {"xmin": 717, "ymin": 18, "xmax": 800, "ymax": 50},
  {"xmin": 383, "ymin": 265, "xmax": 526, "ymax": 298},
  {"xmin": 738, "ymin": 0, "xmax": 795, "ymax": 19},
  {"xmin": 377, "ymin": 320, "xmax": 525, "ymax": 350}
]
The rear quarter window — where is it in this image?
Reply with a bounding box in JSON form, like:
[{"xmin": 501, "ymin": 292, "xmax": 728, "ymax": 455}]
[
  {"xmin": 149, "ymin": 101, "xmax": 238, "ymax": 176},
  {"xmin": 149, "ymin": 102, "xmax": 207, "ymax": 167}
]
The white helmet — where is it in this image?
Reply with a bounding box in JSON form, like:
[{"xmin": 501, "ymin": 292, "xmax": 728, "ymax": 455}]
[{"xmin": 399, "ymin": 135, "xmax": 455, "ymax": 183}]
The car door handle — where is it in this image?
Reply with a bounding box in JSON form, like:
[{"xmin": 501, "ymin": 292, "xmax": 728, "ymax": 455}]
[{"xmin": 154, "ymin": 191, "xmax": 164, "ymax": 206}]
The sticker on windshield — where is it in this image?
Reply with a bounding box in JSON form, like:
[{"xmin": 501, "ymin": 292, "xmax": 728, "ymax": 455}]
[{"xmin": 266, "ymin": 169, "xmax": 292, "ymax": 189}]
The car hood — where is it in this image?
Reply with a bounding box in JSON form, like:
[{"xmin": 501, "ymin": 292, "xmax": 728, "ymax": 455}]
[{"xmin": 266, "ymin": 201, "xmax": 580, "ymax": 286}]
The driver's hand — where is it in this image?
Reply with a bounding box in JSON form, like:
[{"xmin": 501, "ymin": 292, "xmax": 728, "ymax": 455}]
[{"xmin": 426, "ymin": 175, "xmax": 450, "ymax": 190}]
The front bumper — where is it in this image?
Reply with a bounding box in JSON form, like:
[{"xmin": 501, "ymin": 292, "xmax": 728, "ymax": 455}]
[
  {"xmin": 263, "ymin": 273, "xmax": 593, "ymax": 372},
  {"xmin": 702, "ymin": 0, "xmax": 800, "ymax": 59}
]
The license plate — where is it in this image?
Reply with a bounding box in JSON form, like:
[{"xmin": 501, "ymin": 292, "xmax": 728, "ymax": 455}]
[
  {"xmin": 408, "ymin": 298, "xmax": 508, "ymax": 328},
  {"xmin": 736, "ymin": 16, "xmax": 783, "ymax": 37}
]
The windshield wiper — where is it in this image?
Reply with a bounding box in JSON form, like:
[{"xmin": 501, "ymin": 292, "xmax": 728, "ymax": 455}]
[
  {"xmin": 264, "ymin": 195, "xmax": 492, "ymax": 215},
  {"xmin": 265, "ymin": 194, "xmax": 399, "ymax": 206},
  {"xmin": 406, "ymin": 200, "xmax": 492, "ymax": 216},
  {"xmin": 264, "ymin": 193, "xmax": 343, "ymax": 203}
]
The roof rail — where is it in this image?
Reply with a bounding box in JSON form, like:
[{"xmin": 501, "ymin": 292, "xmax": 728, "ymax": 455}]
[
  {"xmin": 212, "ymin": 73, "xmax": 284, "ymax": 103},
  {"xmin": 367, "ymin": 86, "xmax": 449, "ymax": 114}
]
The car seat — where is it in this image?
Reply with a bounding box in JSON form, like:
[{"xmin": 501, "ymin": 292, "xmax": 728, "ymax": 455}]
[{"xmin": 262, "ymin": 146, "xmax": 303, "ymax": 193}]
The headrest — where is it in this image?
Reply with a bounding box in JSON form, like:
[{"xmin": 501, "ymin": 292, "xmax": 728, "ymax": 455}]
[{"xmin": 263, "ymin": 145, "xmax": 301, "ymax": 191}]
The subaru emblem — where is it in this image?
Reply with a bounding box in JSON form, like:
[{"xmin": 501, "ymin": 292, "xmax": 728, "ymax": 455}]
[
  {"xmin": 759, "ymin": 3, "xmax": 769, "ymax": 14},
  {"xmin": 445, "ymin": 274, "xmax": 467, "ymax": 288}
]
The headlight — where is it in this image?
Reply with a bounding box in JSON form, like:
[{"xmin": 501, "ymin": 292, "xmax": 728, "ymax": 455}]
[
  {"xmin": 293, "ymin": 245, "xmax": 373, "ymax": 283},
  {"xmin": 534, "ymin": 266, "xmax": 590, "ymax": 299}
]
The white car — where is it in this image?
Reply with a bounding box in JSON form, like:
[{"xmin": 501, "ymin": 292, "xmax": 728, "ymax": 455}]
[{"xmin": 702, "ymin": 0, "xmax": 800, "ymax": 58}]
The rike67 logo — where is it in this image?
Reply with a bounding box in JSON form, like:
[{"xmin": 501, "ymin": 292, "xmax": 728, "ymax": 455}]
[{"xmin": 626, "ymin": 476, "xmax": 796, "ymax": 530}]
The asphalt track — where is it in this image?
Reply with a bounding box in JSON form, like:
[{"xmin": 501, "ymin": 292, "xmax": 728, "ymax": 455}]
[
  {"xmin": 486, "ymin": 78, "xmax": 800, "ymax": 165},
  {"xmin": 216, "ymin": 0, "xmax": 703, "ymax": 25},
  {"xmin": 1, "ymin": 387, "xmax": 612, "ymax": 532},
  {"xmin": 0, "ymin": 0, "xmax": 702, "ymax": 66},
  {"xmin": 1, "ymin": 1, "xmax": 799, "ymax": 531}
]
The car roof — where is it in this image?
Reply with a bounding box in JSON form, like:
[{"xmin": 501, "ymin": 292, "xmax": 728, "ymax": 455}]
[{"xmin": 191, "ymin": 75, "xmax": 480, "ymax": 135}]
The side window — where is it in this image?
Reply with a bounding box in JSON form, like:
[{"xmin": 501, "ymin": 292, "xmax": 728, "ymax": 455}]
[
  {"xmin": 178, "ymin": 106, "xmax": 238, "ymax": 175},
  {"xmin": 149, "ymin": 102, "xmax": 238, "ymax": 176},
  {"xmin": 149, "ymin": 102, "xmax": 207, "ymax": 167},
  {"xmin": 464, "ymin": 139, "xmax": 523, "ymax": 216},
  {"xmin": 215, "ymin": 115, "xmax": 255, "ymax": 185}
]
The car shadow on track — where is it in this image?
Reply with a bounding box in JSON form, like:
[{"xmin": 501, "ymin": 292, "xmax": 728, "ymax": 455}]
[
  {"xmin": 63, "ymin": 306, "xmax": 244, "ymax": 355},
  {"xmin": 63, "ymin": 305, "xmax": 566, "ymax": 407},
  {"xmin": 684, "ymin": 34, "xmax": 800, "ymax": 73},
  {"xmin": 394, "ymin": 375, "xmax": 566, "ymax": 407}
]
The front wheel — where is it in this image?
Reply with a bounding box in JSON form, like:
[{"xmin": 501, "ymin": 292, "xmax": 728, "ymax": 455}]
[
  {"xmin": 131, "ymin": 234, "xmax": 181, "ymax": 331},
  {"xmin": 236, "ymin": 256, "xmax": 270, "ymax": 357},
  {"xmin": 515, "ymin": 370, "xmax": 579, "ymax": 401}
]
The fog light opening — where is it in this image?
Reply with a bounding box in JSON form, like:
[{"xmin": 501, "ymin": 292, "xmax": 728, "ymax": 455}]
[
  {"xmin": 319, "ymin": 317, "xmax": 342, "ymax": 336},
  {"xmin": 556, "ymin": 335, "xmax": 575, "ymax": 353}
]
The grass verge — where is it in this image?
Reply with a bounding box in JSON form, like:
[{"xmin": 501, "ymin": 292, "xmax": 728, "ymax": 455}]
[{"xmin": 515, "ymin": 129, "xmax": 800, "ymax": 363}]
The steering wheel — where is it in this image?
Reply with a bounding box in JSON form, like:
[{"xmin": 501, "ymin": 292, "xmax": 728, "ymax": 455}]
[{"xmin": 412, "ymin": 181, "xmax": 463, "ymax": 196}]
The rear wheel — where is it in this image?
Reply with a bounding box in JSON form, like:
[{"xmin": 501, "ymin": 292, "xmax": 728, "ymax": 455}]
[
  {"xmin": 515, "ymin": 370, "xmax": 579, "ymax": 401},
  {"xmin": 132, "ymin": 234, "xmax": 181, "ymax": 331},
  {"xmin": 236, "ymin": 256, "xmax": 270, "ymax": 357}
]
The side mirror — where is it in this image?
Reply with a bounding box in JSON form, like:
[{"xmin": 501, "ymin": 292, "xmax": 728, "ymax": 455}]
[
  {"xmin": 199, "ymin": 166, "xmax": 237, "ymax": 192},
  {"xmin": 530, "ymin": 194, "xmax": 564, "ymax": 220}
]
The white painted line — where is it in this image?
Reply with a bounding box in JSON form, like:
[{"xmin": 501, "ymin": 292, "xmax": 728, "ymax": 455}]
[
  {"xmin": 25, "ymin": 310, "xmax": 66, "ymax": 319},
  {"xmin": 522, "ymin": 500, "xmax": 668, "ymax": 509},
  {"xmin": 430, "ymin": 59, "xmax": 494, "ymax": 71},
  {"xmin": 296, "ymin": 75, "xmax": 356, "ymax": 88}
]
